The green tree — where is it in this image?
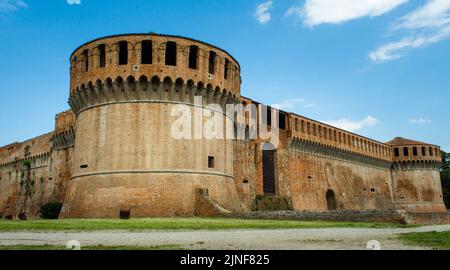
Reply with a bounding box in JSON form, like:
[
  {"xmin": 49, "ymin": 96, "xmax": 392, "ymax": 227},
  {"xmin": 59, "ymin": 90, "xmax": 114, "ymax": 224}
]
[{"xmin": 441, "ymin": 151, "xmax": 450, "ymax": 209}]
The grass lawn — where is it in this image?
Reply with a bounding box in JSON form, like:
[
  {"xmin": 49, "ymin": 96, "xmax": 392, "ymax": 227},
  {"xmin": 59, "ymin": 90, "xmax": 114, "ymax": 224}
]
[
  {"xmin": 0, "ymin": 244, "xmax": 184, "ymax": 250},
  {"xmin": 399, "ymin": 231, "xmax": 450, "ymax": 250},
  {"xmin": 0, "ymin": 217, "xmax": 411, "ymax": 232}
]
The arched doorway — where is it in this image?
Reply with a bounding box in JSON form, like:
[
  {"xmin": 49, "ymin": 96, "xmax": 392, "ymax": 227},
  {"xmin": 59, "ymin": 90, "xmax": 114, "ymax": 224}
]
[{"xmin": 326, "ymin": 190, "xmax": 336, "ymax": 210}]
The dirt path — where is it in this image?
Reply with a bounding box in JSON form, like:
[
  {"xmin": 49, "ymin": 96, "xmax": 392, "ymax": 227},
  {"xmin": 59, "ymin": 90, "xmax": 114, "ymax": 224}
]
[{"xmin": 1, "ymin": 225, "xmax": 449, "ymax": 250}]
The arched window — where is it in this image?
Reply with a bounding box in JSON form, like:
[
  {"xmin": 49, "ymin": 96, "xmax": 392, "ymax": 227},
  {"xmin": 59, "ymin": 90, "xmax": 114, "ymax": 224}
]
[
  {"xmin": 188, "ymin": 45, "xmax": 198, "ymax": 69},
  {"xmin": 301, "ymin": 120, "xmax": 305, "ymax": 133},
  {"xmin": 118, "ymin": 41, "xmax": 128, "ymax": 65},
  {"xmin": 422, "ymin": 146, "xmax": 427, "ymax": 156},
  {"xmin": 307, "ymin": 122, "xmax": 311, "ymax": 135},
  {"xmin": 165, "ymin": 41, "xmax": 177, "ymax": 66},
  {"xmin": 82, "ymin": 49, "xmax": 89, "ymax": 72},
  {"xmin": 209, "ymin": 51, "xmax": 216, "ymax": 74},
  {"xmin": 98, "ymin": 44, "xmax": 106, "ymax": 68},
  {"xmin": 413, "ymin": 147, "xmax": 418, "ymax": 156},
  {"xmin": 141, "ymin": 40, "xmax": 152, "ymax": 64},
  {"xmin": 295, "ymin": 119, "xmax": 299, "ymax": 131},
  {"xmin": 429, "ymin": 147, "xmax": 434, "ymax": 156}
]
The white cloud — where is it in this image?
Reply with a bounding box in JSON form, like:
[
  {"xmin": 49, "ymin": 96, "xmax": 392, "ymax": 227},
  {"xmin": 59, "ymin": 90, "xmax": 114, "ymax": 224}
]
[
  {"xmin": 67, "ymin": 0, "xmax": 81, "ymax": 4},
  {"xmin": 0, "ymin": 0, "xmax": 27, "ymax": 13},
  {"xmin": 285, "ymin": 0, "xmax": 408, "ymax": 26},
  {"xmin": 254, "ymin": 0, "xmax": 273, "ymax": 25},
  {"xmin": 322, "ymin": 115, "xmax": 378, "ymax": 132},
  {"xmin": 278, "ymin": 97, "xmax": 316, "ymax": 110},
  {"xmin": 370, "ymin": 0, "xmax": 450, "ymax": 63},
  {"xmin": 409, "ymin": 117, "xmax": 431, "ymax": 124}
]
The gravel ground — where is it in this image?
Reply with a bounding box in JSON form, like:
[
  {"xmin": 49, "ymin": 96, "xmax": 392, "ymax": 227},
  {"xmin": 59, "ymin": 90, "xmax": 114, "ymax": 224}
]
[{"xmin": 0, "ymin": 225, "xmax": 449, "ymax": 250}]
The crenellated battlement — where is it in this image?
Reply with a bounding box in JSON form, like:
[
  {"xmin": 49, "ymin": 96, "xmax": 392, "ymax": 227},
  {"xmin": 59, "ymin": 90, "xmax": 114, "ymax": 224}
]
[{"xmin": 70, "ymin": 33, "xmax": 241, "ymax": 98}]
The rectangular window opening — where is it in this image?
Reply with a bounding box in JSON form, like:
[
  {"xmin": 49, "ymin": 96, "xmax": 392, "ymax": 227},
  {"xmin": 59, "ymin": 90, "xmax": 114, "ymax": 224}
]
[
  {"xmin": 165, "ymin": 41, "xmax": 177, "ymax": 66},
  {"xmin": 83, "ymin": 49, "xmax": 89, "ymax": 72},
  {"xmin": 208, "ymin": 156, "xmax": 215, "ymax": 168},
  {"xmin": 403, "ymin": 147, "xmax": 409, "ymax": 156},
  {"xmin": 141, "ymin": 40, "xmax": 152, "ymax": 64},
  {"xmin": 189, "ymin": 45, "xmax": 198, "ymax": 69},
  {"xmin": 224, "ymin": 58, "xmax": 230, "ymax": 79},
  {"xmin": 99, "ymin": 44, "xmax": 106, "ymax": 68},
  {"xmin": 209, "ymin": 51, "xmax": 216, "ymax": 74},
  {"xmin": 279, "ymin": 113, "xmax": 286, "ymax": 129},
  {"xmin": 119, "ymin": 41, "xmax": 128, "ymax": 65}
]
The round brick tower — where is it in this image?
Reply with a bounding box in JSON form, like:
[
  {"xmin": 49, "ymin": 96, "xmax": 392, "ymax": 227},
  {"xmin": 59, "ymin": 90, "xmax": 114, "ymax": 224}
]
[
  {"xmin": 60, "ymin": 33, "xmax": 242, "ymax": 218},
  {"xmin": 388, "ymin": 137, "xmax": 446, "ymax": 213}
]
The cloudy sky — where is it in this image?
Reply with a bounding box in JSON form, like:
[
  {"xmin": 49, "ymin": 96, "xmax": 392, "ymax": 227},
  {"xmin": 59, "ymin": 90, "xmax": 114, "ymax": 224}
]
[{"xmin": 0, "ymin": 0, "xmax": 449, "ymax": 151}]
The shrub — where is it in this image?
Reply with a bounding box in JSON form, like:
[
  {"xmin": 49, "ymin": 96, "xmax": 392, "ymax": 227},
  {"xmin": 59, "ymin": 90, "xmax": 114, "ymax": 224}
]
[{"xmin": 40, "ymin": 202, "xmax": 63, "ymax": 219}]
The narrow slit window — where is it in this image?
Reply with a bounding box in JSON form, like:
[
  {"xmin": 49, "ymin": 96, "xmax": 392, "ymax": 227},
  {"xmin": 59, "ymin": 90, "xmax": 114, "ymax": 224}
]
[
  {"xmin": 98, "ymin": 44, "xmax": 106, "ymax": 68},
  {"xmin": 279, "ymin": 113, "xmax": 286, "ymax": 129},
  {"xmin": 165, "ymin": 41, "xmax": 177, "ymax": 66},
  {"xmin": 83, "ymin": 49, "xmax": 89, "ymax": 72},
  {"xmin": 141, "ymin": 40, "xmax": 152, "ymax": 64},
  {"xmin": 266, "ymin": 107, "xmax": 272, "ymax": 126},
  {"xmin": 224, "ymin": 58, "xmax": 230, "ymax": 79},
  {"xmin": 118, "ymin": 41, "xmax": 128, "ymax": 65},
  {"xmin": 209, "ymin": 51, "xmax": 216, "ymax": 74},
  {"xmin": 188, "ymin": 45, "xmax": 198, "ymax": 69},
  {"xmin": 208, "ymin": 156, "xmax": 215, "ymax": 168}
]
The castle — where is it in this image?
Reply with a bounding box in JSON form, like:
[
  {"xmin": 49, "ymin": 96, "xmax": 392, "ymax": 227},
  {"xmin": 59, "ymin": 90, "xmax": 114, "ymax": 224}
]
[{"xmin": 0, "ymin": 33, "xmax": 447, "ymax": 222}]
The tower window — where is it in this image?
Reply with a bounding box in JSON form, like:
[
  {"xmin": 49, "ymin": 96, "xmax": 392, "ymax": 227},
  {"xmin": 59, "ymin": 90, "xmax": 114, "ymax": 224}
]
[
  {"xmin": 141, "ymin": 40, "xmax": 152, "ymax": 64},
  {"xmin": 209, "ymin": 51, "xmax": 216, "ymax": 74},
  {"xmin": 279, "ymin": 113, "xmax": 286, "ymax": 129},
  {"xmin": 394, "ymin": 148, "xmax": 400, "ymax": 157},
  {"xmin": 403, "ymin": 147, "xmax": 409, "ymax": 156},
  {"xmin": 188, "ymin": 45, "xmax": 198, "ymax": 69},
  {"xmin": 98, "ymin": 44, "xmax": 106, "ymax": 68},
  {"xmin": 224, "ymin": 58, "xmax": 230, "ymax": 79},
  {"xmin": 118, "ymin": 41, "xmax": 128, "ymax": 65},
  {"xmin": 266, "ymin": 107, "xmax": 272, "ymax": 126},
  {"xmin": 208, "ymin": 156, "xmax": 215, "ymax": 168},
  {"xmin": 83, "ymin": 49, "xmax": 89, "ymax": 72},
  {"xmin": 165, "ymin": 41, "xmax": 177, "ymax": 66}
]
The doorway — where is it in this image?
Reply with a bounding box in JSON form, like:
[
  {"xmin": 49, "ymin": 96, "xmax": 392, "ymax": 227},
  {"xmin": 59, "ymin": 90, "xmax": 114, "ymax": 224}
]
[{"xmin": 326, "ymin": 189, "xmax": 337, "ymax": 210}]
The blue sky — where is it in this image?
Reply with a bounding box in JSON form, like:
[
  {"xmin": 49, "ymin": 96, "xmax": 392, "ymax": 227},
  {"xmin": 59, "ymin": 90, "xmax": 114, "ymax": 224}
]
[{"xmin": 0, "ymin": 0, "xmax": 449, "ymax": 151}]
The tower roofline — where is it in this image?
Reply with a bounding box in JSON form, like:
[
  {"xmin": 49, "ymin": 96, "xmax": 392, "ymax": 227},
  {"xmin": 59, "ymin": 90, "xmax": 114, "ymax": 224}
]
[{"xmin": 70, "ymin": 32, "xmax": 241, "ymax": 70}]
